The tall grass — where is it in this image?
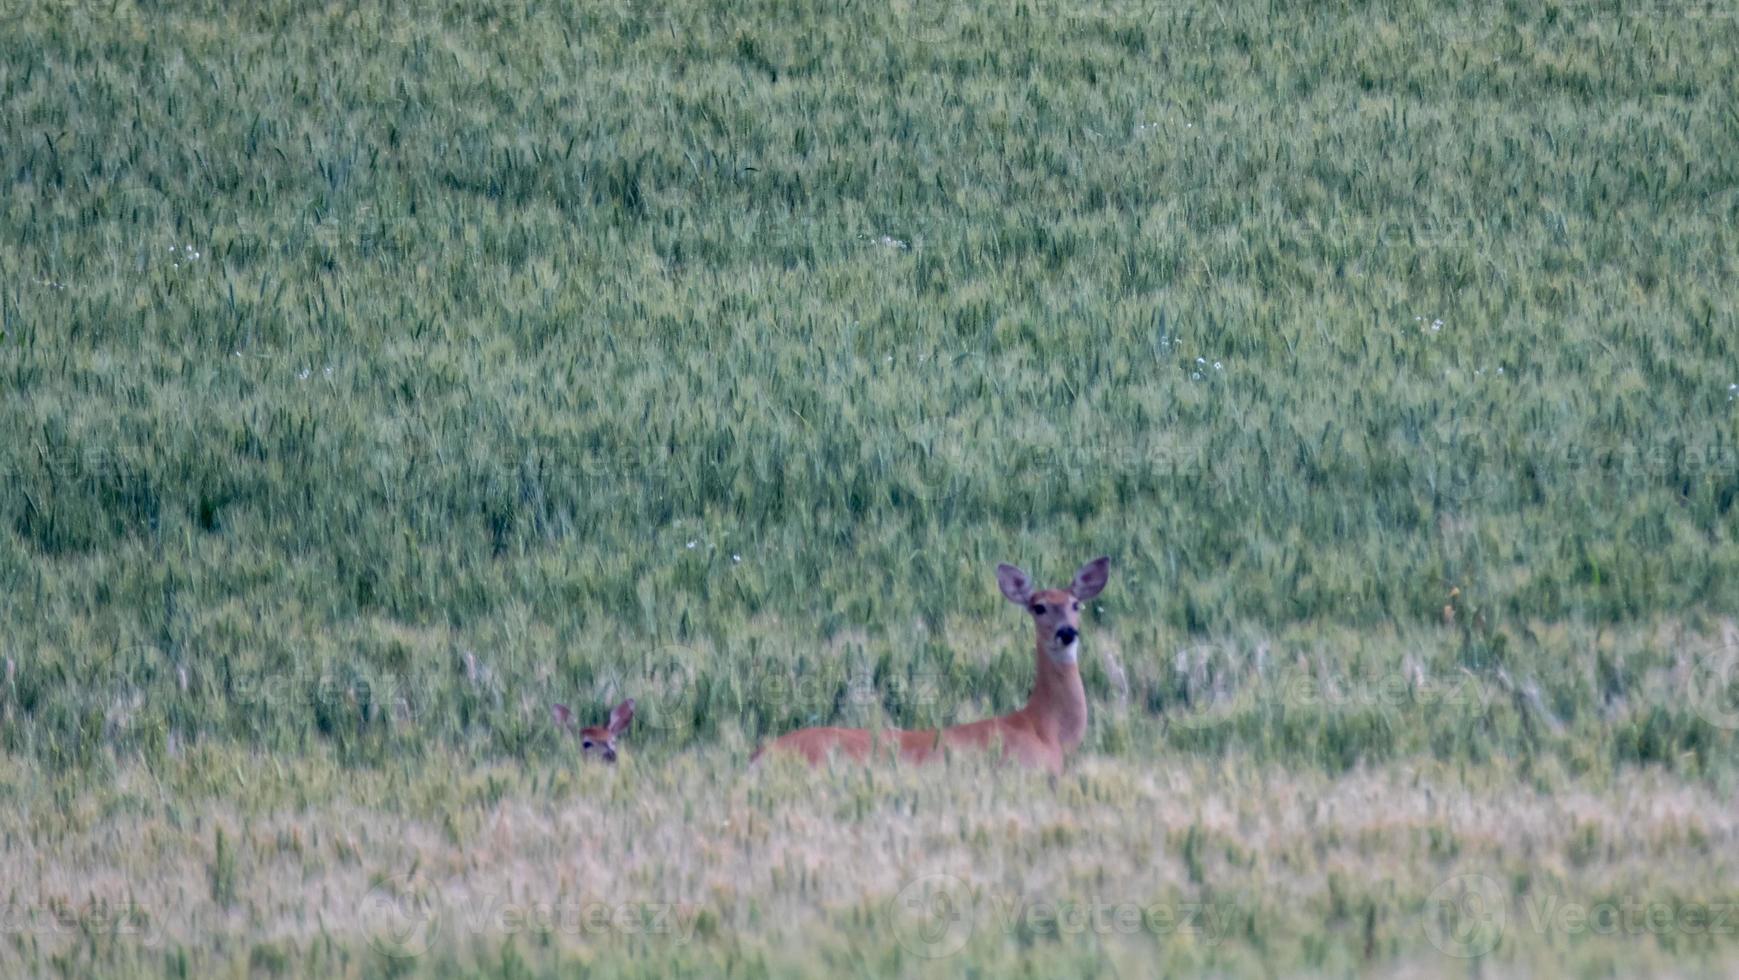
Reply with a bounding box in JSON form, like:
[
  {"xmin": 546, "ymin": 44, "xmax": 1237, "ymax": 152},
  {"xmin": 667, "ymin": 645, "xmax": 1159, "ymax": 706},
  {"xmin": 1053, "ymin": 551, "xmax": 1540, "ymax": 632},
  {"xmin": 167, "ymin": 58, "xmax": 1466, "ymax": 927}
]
[{"xmin": 2, "ymin": 0, "xmax": 1738, "ymax": 974}]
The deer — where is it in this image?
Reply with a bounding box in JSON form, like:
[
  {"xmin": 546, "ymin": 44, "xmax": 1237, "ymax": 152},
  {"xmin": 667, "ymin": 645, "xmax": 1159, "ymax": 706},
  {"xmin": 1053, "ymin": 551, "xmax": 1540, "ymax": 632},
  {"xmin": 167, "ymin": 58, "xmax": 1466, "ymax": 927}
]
[
  {"xmin": 752, "ymin": 557, "xmax": 1110, "ymax": 776},
  {"xmin": 552, "ymin": 698, "xmax": 635, "ymax": 763}
]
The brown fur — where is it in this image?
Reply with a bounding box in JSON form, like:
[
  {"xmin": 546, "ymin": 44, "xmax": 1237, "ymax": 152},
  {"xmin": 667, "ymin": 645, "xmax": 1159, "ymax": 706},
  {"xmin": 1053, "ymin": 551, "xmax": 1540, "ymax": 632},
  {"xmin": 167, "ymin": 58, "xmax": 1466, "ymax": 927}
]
[{"xmin": 752, "ymin": 559, "xmax": 1109, "ymax": 776}]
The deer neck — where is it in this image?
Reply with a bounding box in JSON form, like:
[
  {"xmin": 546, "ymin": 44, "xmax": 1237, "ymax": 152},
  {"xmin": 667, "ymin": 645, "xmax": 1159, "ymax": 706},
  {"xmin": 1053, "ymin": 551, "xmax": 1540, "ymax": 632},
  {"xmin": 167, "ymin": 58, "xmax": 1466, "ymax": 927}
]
[{"xmin": 1020, "ymin": 634, "xmax": 1088, "ymax": 752}]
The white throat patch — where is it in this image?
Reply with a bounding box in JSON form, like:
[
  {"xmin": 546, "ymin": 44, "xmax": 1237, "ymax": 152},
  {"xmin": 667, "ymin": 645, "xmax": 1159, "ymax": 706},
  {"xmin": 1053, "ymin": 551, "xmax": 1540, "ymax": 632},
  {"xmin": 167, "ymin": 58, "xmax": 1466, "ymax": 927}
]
[{"xmin": 1048, "ymin": 641, "xmax": 1079, "ymax": 665}]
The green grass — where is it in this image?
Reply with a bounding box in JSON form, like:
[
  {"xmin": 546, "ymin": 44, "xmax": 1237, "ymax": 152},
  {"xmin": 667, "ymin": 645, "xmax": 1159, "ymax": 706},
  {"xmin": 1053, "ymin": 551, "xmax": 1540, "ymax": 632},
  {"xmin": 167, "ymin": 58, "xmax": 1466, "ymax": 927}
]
[{"xmin": 3, "ymin": 0, "xmax": 1739, "ymax": 975}]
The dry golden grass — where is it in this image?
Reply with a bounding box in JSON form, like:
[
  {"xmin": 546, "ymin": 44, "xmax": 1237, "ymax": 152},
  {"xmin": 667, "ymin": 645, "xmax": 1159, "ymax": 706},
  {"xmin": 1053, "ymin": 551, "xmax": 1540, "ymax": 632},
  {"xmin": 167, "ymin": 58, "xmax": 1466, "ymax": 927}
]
[{"xmin": 7, "ymin": 748, "xmax": 1739, "ymax": 977}]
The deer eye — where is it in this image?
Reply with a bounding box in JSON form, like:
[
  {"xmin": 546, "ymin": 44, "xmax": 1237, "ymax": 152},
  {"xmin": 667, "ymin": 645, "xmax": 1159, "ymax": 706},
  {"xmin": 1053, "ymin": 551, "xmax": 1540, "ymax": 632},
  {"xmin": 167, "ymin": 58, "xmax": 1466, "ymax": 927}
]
[
  {"xmin": 1073, "ymin": 601, "xmax": 1081, "ymax": 611},
  {"xmin": 582, "ymin": 740, "xmax": 594, "ymax": 749},
  {"xmin": 1031, "ymin": 603, "xmax": 1046, "ymax": 615}
]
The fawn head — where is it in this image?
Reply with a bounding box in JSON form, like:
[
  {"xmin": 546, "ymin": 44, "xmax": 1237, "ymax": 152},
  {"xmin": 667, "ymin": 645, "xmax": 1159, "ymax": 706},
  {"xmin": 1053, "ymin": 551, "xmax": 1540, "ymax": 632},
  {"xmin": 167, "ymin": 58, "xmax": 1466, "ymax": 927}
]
[
  {"xmin": 996, "ymin": 557, "xmax": 1110, "ymax": 665},
  {"xmin": 552, "ymin": 698, "xmax": 635, "ymax": 763}
]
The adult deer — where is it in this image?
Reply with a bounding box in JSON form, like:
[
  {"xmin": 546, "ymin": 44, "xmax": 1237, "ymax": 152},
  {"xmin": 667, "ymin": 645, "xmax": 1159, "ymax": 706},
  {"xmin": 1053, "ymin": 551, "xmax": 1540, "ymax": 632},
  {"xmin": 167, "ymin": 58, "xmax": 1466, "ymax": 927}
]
[
  {"xmin": 753, "ymin": 557, "xmax": 1110, "ymax": 775},
  {"xmin": 552, "ymin": 698, "xmax": 635, "ymax": 763}
]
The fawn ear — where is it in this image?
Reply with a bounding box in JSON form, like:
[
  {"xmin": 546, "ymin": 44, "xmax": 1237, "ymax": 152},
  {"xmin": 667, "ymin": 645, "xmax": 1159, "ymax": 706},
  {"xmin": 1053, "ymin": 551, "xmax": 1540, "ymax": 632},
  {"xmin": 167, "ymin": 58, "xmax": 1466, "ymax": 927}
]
[
  {"xmin": 607, "ymin": 698, "xmax": 635, "ymax": 736},
  {"xmin": 997, "ymin": 563, "xmax": 1033, "ymax": 605},
  {"xmin": 1070, "ymin": 556, "xmax": 1110, "ymax": 601},
  {"xmin": 552, "ymin": 703, "xmax": 574, "ymax": 730}
]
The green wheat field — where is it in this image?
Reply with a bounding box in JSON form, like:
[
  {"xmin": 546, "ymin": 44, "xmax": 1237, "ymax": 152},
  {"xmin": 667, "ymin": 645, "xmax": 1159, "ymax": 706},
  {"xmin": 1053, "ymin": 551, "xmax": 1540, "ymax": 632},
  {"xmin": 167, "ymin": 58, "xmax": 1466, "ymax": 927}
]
[{"xmin": 4, "ymin": 0, "xmax": 1739, "ymax": 975}]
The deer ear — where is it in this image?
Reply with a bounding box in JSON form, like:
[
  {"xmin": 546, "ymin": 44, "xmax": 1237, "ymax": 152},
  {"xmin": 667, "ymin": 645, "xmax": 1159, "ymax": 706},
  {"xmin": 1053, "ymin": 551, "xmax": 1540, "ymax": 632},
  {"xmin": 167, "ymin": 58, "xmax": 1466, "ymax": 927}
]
[
  {"xmin": 1070, "ymin": 556, "xmax": 1110, "ymax": 600},
  {"xmin": 608, "ymin": 698, "xmax": 635, "ymax": 736},
  {"xmin": 552, "ymin": 703, "xmax": 574, "ymax": 729},
  {"xmin": 996, "ymin": 563, "xmax": 1033, "ymax": 604}
]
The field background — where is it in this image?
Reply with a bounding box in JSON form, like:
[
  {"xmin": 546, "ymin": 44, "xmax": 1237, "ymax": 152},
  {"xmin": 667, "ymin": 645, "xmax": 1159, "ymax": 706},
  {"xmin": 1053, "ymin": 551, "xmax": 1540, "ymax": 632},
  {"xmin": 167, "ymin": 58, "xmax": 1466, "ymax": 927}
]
[{"xmin": 4, "ymin": 0, "xmax": 1739, "ymax": 975}]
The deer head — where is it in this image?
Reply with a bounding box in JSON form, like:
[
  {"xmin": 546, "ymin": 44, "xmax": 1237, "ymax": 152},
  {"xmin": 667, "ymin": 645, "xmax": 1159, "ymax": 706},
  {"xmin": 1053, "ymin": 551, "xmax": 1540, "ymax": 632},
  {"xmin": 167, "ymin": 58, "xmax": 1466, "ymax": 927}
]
[
  {"xmin": 552, "ymin": 698, "xmax": 635, "ymax": 763},
  {"xmin": 996, "ymin": 557, "xmax": 1110, "ymax": 665}
]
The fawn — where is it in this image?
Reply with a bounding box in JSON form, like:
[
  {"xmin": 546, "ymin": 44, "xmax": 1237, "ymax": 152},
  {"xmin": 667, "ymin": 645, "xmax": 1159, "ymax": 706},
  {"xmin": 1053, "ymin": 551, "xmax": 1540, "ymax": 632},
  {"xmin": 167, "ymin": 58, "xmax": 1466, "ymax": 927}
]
[
  {"xmin": 753, "ymin": 557, "xmax": 1110, "ymax": 775},
  {"xmin": 552, "ymin": 698, "xmax": 635, "ymax": 763}
]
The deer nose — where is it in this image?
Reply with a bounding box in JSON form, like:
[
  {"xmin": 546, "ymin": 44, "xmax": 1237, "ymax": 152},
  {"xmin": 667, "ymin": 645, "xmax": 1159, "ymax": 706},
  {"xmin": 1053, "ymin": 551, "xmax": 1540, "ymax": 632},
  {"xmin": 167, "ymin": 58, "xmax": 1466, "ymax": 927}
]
[
  {"xmin": 1056, "ymin": 626, "xmax": 1078, "ymax": 644},
  {"xmin": 602, "ymin": 748, "xmax": 617, "ymax": 763}
]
